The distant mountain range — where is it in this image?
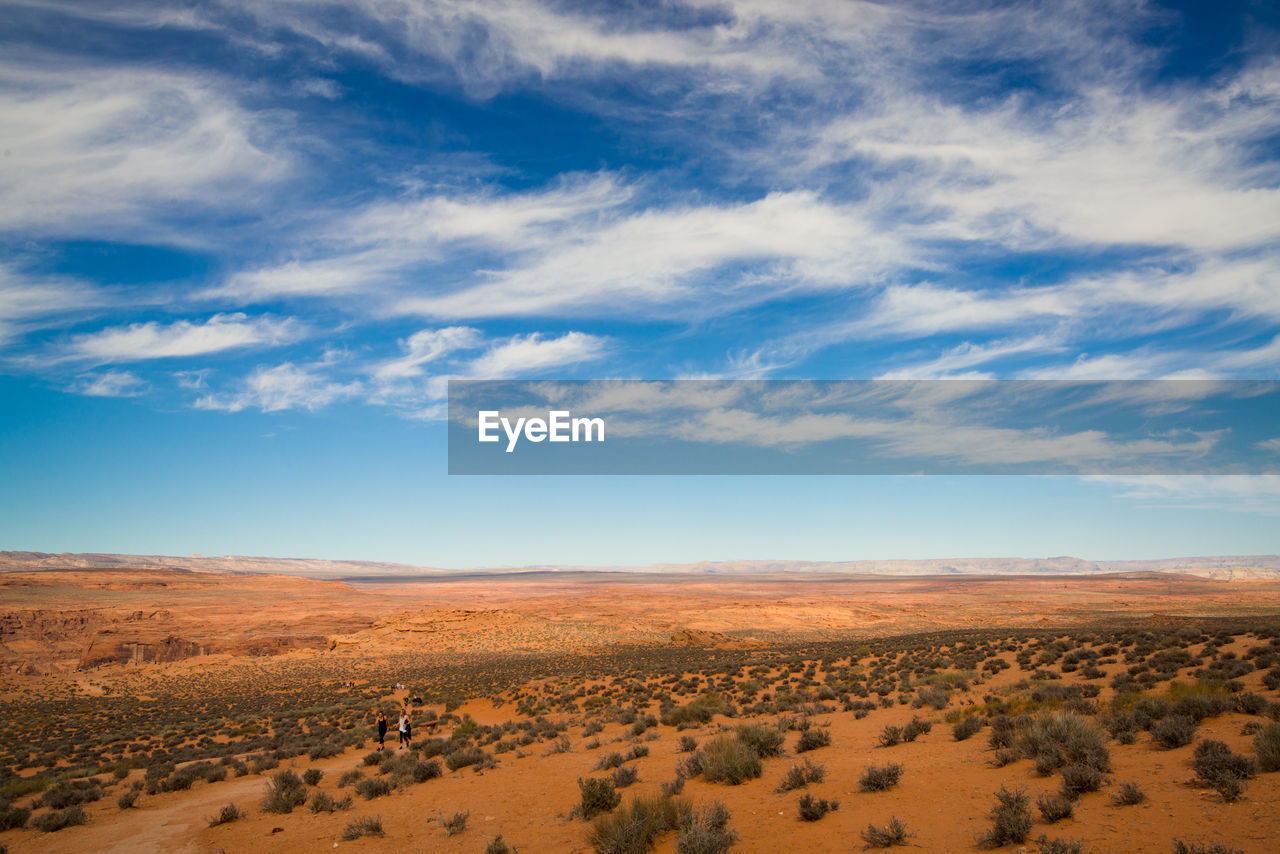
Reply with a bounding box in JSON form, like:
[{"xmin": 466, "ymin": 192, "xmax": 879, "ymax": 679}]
[{"xmin": 3, "ymin": 551, "xmax": 1279, "ymax": 581}]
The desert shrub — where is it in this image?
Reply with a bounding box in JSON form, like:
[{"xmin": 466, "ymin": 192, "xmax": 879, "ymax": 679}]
[
  {"xmin": 915, "ymin": 686, "xmax": 950, "ymax": 709},
  {"xmin": 249, "ymin": 754, "xmax": 278, "ymax": 774},
  {"xmin": 661, "ymin": 775, "xmax": 686, "ymax": 797},
  {"xmin": 1036, "ymin": 835, "xmax": 1084, "ymax": 854},
  {"xmin": 301, "ymin": 768, "xmax": 324, "ymax": 786},
  {"xmin": 310, "ymin": 790, "xmax": 353, "ymax": 813},
  {"xmin": 953, "ymin": 716, "xmax": 985, "ymax": 741},
  {"xmin": 861, "ymin": 815, "xmax": 912, "ymax": 848},
  {"xmin": 354, "ymin": 776, "xmax": 393, "ymax": 800},
  {"xmin": 1172, "ymin": 843, "xmax": 1243, "ymax": 854},
  {"xmin": 675, "ymin": 801, "xmax": 737, "ymax": 854},
  {"xmin": 797, "ymin": 793, "xmax": 838, "ymax": 821},
  {"xmin": 261, "ymin": 770, "xmax": 308, "ymax": 814},
  {"xmin": 698, "ymin": 735, "xmax": 763, "ymax": 785},
  {"xmin": 0, "ymin": 806, "xmax": 29, "ymax": 830},
  {"xmin": 735, "ymin": 723, "xmax": 784, "ymax": 758},
  {"xmin": 859, "ymin": 762, "xmax": 904, "ymax": 792},
  {"xmin": 627, "ymin": 745, "xmax": 649, "ymax": 761},
  {"xmin": 879, "ymin": 725, "xmax": 903, "ymax": 747},
  {"xmin": 1037, "ymin": 793, "xmax": 1074, "ymax": 822},
  {"xmin": 776, "ymin": 760, "xmax": 825, "ymax": 792},
  {"xmin": 32, "ymin": 806, "xmax": 87, "ymax": 832},
  {"xmin": 1112, "ymin": 781, "xmax": 1146, "ymax": 805},
  {"xmin": 612, "ymin": 765, "xmax": 640, "ymax": 788},
  {"xmin": 596, "ymin": 752, "xmax": 626, "ymax": 771},
  {"xmin": 902, "ymin": 716, "xmax": 932, "ymax": 741},
  {"xmin": 39, "ymin": 779, "xmax": 103, "ymax": 809},
  {"xmin": 343, "ymin": 815, "xmax": 384, "ymax": 840},
  {"xmin": 991, "ymin": 748, "xmax": 1020, "ymax": 767},
  {"xmin": 1254, "ymin": 722, "xmax": 1280, "ymax": 772},
  {"xmin": 578, "ymin": 777, "xmax": 621, "ymax": 819},
  {"xmin": 988, "ymin": 715, "xmax": 1017, "ymax": 749},
  {"xmin": 442, "ymin": 809, "xmax": 469, "ymax": 836},
  {"xmin": 978, "ymin": 786, "xmax": 1032, "ymax": 848},
  {"xmin": 308, "ymin": 742, "xmax": 342, "ymax": 760},
  {"xmin": 412, "ymin": 759, "xmax": 442, "ymax": 783},
  {"xmin": 486, "ymin": 836, "xmax": 517, "ymax": 854},
  {"xmin": 795, "ymin": 728, "xmax": 831, "ymax": 753},
  {"xmin": 208, "ymin": 803, "xmax": 243, "ymax": 826},
  {"xmin": 1193, "ymin": 740, "xmax": 1254, "ymax": 801},
  {"xmin": 1152, "ymin": 715, "xmax": 1198, "ymax": 749},
  {"xmin": 445, "ymin": 747, "xmax": 494, "ymax": 771},
  {"xmin": 1018, "ymin": 711, "xmax": 1110, "ymax": 774},
  {"xmin": 678, "ymin": 736, "xmax": 699, "ymax": 753},
  {"xmin": 1235, "ymin": 693, "xmax": 1268, "ymax": 715},
  {"xmin": 588, "ymin": 793, "xmax": 690, "ymax": 854},
  {"xmin": 662, "ymin": 694, "xmax": 725, "ymax": 727},
  {"xmin": 338, "ymin": 769, "xmax": 364, "ymax": 787},
  {"xmin": 1059, "ymin": 763, "xmax": 1105, "ymax": 799}
]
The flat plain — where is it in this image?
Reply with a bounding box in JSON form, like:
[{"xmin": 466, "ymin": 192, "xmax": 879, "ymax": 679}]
[{"xmin": 3, "ymin": 555, "xmax": 1280, "ymax": 853}]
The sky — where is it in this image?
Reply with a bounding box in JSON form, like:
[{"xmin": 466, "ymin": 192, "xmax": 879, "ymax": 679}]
[{"xmin": 1, "ymin": 0, "xmax": 1279, "ymax": 567}]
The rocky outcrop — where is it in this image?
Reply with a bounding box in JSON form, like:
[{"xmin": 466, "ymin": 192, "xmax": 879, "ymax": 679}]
[{"xmin": 668, "ymin": 628, "xmax": 763, "ymax": 649}]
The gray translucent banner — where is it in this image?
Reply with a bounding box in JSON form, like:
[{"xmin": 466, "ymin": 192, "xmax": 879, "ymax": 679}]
[{"xmin": 447, "ymin": 380, "xmax": 1280, "ymax": 475}]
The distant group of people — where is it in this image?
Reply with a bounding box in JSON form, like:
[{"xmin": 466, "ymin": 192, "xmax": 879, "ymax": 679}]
[{"xmin": 373, "ymin": 709, "xmax": 413, "ymax": 747}]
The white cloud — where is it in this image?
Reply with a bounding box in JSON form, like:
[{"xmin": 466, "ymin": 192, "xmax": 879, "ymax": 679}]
[
  {"xmin": 1084, "ymin": 475, "xmax": 1280, "ymax": 515},
  {"xmin": 217, "ymin": 0, "xmax": 814, "ymax": 96},
  {"xmin": 69, "ymin": 369, "xmax": 149, "ymax": 398},
  {"xmin": 394, "ymin": 190, "xmax": 904, "ymax": 319},
  {"xmin": 876, "ymin": 335, "xmax": 1063, "ymax": 380},
  {"xmin": 0, "ymin": 264, "xmax": 102, "ymax": 348},
  {"xmin": 64, "ymin": 313, "xmax": 303, "ymax": 363},
  {"xmin": 465, "ymin": 331, "xmax": 608, "ymax": 378},
  {"xmin": 0, "ymin": 57, "xmax": 286, "ymax": 239},
  {"xmin": 373, "ymin": 326, "xmax": 484, "ymax": 381},
  {"xmin": 207, "ymin": 175, "xmax": 629, "ymax": 302},
  {"xmin": 194, "ymin": 361, "xmax": 362, "ymax": 412}
]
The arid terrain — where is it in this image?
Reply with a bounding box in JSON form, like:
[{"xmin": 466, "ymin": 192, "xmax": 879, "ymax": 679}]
[{"xmin": 3, "ymin": 553, "xmax": 1280, "ymax": 853}]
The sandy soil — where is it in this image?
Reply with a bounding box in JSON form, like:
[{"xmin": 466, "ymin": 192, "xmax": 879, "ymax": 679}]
[{"xmin": 3, "ymin": 568, "xmax": 1280, "ymax": 853}]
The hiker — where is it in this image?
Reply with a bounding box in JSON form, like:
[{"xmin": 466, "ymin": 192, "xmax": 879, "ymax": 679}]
[
  {"xmin": 375, "ymin": 710, "xmax": 388, "ymax": 747},
  {"xmin": 398, "ymin": 711, "xmax": 409, "ymax": 747}
]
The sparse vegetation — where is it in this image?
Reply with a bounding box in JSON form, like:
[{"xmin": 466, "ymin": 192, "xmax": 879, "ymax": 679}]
[
  {"xmin": 1112, "ymin": 781, "xmax": 1146, "ymax": 805},
  {"xmin": 861, "ymin": 816, "xmax": 912, "ymax": 848},
  {"xmin": 261, "ymin": 769, "xmax": 308, "ymax": 814},
  {"xmin": 578, "ymin": 776, "xmax": 622, "ymax": 819},
  {"xmin": 675, "ymin": 801, "xmax": 737, "ymax": 854},
  {"xmin": 796, "ymin": 792, "xmax": 839, "ymax": 821},
  {"xmin": 588, "ymin": 793, "xmax": 690, "ymax": 854},
  {"xmin": 32, "ymin": 805, "xmax": 87, "ymax": 832},
  {"xmin": 343, "ymin": 814, "xmax": 385, "ymax": 840},
  {"xmin": 776, "ymin": 760, "xmax": 825, "ymax": 792},
  {"xmin": 442, "ymin": 809, "xmax": 470, "ymax": 836},
  {"xmin": 978, "ymin": 786, "xmax": 1033, "ymax": 847},
  {"xmin": 859, "ymin": 762, "xmax": 904, "ymax": 792},
  {"xmin": 208, "ymin": 803, "xmax": 243, "ymax": 826}
]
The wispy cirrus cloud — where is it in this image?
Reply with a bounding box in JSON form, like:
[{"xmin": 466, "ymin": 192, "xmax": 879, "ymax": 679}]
[
  {"xmin": 0, "ymin": 263, "xmax": 104, "ymax": 349},
  {"xmin": 1085, "ymin": 475, "xmax": 1280, "ymax": 516},
  {"xmin": 465, "ymin": 331, "xmax": 608, "ymax": 378},
  {"xmin": 0, "ymin": 57, "xmax": 288, "ymax": 242},
  {"xmin": 61, "ymin": 313, "xmax": 303, "ymax": 364},
  {"xmin": 194, "ymin": 360, "xmax": 362, "ymax": 413},
  {"xmin": 68, "ymin": 369, "xmax": 149, "ymax": 398}
]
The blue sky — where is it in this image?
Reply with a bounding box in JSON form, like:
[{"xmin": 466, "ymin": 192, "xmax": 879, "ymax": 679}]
[{"xmin": 1, "ymin": 0, "xmax": 1278, "ymax": 567}]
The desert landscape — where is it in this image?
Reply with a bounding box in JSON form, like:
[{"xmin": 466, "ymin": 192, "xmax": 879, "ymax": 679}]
[{"xmin": 2, "ymin": 552, "xmax": 1280, "ymax": 853}]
